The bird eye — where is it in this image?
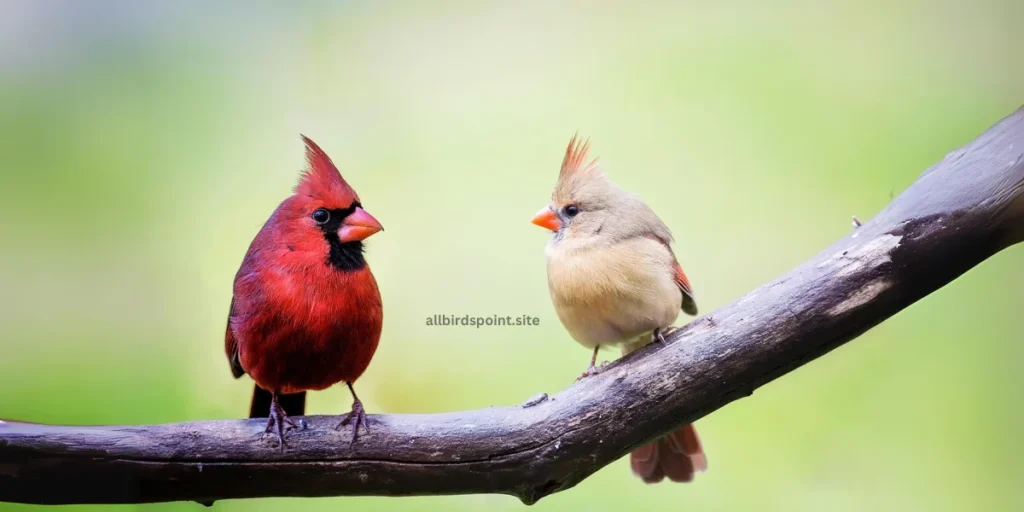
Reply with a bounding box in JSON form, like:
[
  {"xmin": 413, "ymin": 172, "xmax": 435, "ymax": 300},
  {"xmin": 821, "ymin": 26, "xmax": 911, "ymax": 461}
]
[
  {"xmin": 564, "ymin": 205, "xmax": 580, "ymax": 217},
  {"xmin": 312, "ymin": 208, "xmax": 330, "ymax": 224}
]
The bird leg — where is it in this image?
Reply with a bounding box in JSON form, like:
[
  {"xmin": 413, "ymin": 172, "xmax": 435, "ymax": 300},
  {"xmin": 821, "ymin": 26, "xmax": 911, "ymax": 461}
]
[
  {"xmin": 652, "ymin": 326, "xmax": 678, "ymax": 344},
  {"xmin": 263, "ymin": 392, "xmax": 299, "ymax": 450},
  {"xmin": 336, "ymin": 382, "xmax": 370, "ymax": 446},
  {"xmin": 576, "ymin": 346, "xmax": 605, "ymax": 381}
]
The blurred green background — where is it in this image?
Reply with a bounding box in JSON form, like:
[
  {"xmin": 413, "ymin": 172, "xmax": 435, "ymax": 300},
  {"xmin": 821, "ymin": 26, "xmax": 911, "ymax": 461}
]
[{"xmin": 1, "ymin": 1, "xmax": 1022, "ymax": 511}]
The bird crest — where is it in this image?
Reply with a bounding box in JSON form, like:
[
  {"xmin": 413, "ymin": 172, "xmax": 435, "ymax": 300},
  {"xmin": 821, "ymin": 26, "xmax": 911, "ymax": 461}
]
[
  {"xmin": 553, "ymin": 132, "xmax": 614, "ymax": 204},
  {"xmin": 559, "ymin": 132, "xmax": 600, "ymax": 179},
  {"xmin": 296, "ymin": 135, "xmax": 360, "ymax": 207}
]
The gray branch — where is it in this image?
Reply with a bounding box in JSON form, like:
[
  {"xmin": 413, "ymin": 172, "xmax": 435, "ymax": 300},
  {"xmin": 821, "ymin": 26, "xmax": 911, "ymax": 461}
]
[{"xmin": 2, "ymin": 106, "xmax": 1023, "ymax": 507}]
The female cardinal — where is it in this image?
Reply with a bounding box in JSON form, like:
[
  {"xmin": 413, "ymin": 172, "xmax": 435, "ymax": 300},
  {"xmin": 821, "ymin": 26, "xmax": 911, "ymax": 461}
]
[
  {"xmin": 532, "ymin": 135, "xmax": 707, "ymax": 484},
  {"xmin": 225, "ymin": 135, "xmax": 384, "ymax": 447}
]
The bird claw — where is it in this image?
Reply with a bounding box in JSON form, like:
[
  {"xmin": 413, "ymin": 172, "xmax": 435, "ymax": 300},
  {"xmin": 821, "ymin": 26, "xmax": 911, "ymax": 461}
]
[
  {"xmin": 575, "ymin": 363, "xmax": 607, "ymax": 382},
  {"xmin": 260, "ymin": 420, "xmax": 289, "ymax": 450},
  {"xmin": 652, "ymin": 327, "xmax": 678, "ymax": 344},
  {"xmin": 263, "ymin": 416, "xmax": 299, "ymax": 434},
  {"xmin": 336, "ymin": 399, "xmax": 369, "ymax": 446},
  {"xmin": 262, "ymin": 399, "xmax": 300, "ymax": 450}
]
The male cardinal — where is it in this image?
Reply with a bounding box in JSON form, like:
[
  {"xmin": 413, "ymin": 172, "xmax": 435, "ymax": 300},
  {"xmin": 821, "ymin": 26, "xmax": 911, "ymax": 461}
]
[
  {"xmin": 225, "ymin": 135, "xmax": 384, "ymax": 447},
  {"xmin": 532, "ymin": 135, "xmax": 707, "ymax": 484}
]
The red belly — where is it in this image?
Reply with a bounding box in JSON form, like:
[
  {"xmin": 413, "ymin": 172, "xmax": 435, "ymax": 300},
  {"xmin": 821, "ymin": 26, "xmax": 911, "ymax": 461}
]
[
  {"xmin": 241, "ymin": 324, "xmax": 381, "ymax": 394},
  {"xmin": 235, "ymin": 269, "xmax": 384, "ymax": 394}
]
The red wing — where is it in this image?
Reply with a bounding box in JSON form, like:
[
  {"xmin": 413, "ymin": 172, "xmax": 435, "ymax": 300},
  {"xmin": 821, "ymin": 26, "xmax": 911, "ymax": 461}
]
[
  {"xmin": 225, "ymin": 297, "xmax": 245, "ymax": 379},
  {"xmin": 673, "ymin": 260, "xmax": 699, "ymax": 316},
  {"xmin": 647, "ymin": 234, "xmax": 699, "ymax": 315},
  {"xmin": 226, "ymin": 243, "xmax": 265, "ymax": 380},
  {"xmin": 673, "ymin": 260, "xmax": 694, "ymax": 298}
]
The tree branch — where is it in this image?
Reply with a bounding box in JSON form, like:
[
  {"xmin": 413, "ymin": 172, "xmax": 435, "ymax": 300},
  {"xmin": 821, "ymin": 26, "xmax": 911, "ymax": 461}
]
[{"xmin": 2, "ymin": 107, "xmax": 1023, "ymax": 506}]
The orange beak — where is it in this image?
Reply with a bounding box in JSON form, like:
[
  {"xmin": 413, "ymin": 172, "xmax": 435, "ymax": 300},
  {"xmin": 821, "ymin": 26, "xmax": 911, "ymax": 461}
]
[
  {"xmin": 338, "ymin": 207, "xmax": 383, "ymax": 242},
  {"xmin": 531, "ymin": 206, "xmax": 562, "ymax": 232}
]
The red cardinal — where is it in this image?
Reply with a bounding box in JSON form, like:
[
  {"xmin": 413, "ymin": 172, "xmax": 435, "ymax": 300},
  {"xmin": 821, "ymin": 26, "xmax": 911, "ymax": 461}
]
[
  {"xmin": 225, "ymin": 135, "xmax": 384, "ymax": 447},
  {"xmin": 533, "ymin": 135, "xmax": 707, "ymax": 483}
]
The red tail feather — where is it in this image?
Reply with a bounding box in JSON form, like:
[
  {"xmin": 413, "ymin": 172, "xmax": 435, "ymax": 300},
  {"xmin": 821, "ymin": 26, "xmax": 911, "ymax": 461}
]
[{"xmin": 630, "ymin": 423, "xmax": 706, "ymax": 484}]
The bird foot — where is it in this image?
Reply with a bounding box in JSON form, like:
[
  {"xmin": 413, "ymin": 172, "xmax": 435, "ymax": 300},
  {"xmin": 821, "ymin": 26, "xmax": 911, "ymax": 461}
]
[
  {"xmin": 575, "ymin": 361, "xmax": 610, "ymax": 382},
  {"xmin": 262, "ymin": 399, "xmax": 300, "ymax": 450},
  {"xmin": 336, "ymin": 399, "xmax": 370, "ymax": 446},
  {"xmin": 652, "ymin": 327, "xmax": 678, "ymax": 344}
]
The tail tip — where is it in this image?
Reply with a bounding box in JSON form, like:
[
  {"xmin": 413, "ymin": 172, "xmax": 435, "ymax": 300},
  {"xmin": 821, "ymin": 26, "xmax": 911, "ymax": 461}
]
[{"xmin": 629, "ymin": 424, "xmax": 707, "ymax": 484}]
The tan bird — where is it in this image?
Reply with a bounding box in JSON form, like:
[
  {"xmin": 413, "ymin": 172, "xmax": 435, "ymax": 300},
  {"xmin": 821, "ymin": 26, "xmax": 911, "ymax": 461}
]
[{"xmin": 531, "ymin": 134, "xmax": 707, "ymax": 484}]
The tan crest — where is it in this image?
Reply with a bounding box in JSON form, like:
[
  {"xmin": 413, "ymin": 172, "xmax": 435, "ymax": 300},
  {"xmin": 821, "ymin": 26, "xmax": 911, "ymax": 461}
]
[
  {"xmin": 553, "ymin": 132, "xmax": 613, "ymax": 205},
  {"xmin": 559, "ymin": 132, "xmax": 599, "ymax": 179}
]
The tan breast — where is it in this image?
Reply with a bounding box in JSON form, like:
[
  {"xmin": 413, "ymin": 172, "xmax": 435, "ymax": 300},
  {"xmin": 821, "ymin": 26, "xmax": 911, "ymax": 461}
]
[{"xmin": 546, "ymin": 236, "xmax": 681, "ymax": 348}]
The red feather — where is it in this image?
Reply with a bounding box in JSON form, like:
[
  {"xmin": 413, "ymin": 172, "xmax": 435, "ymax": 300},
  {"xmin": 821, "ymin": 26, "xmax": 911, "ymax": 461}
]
[
  {"xmin": 228, "ymin": 223, "xmax": 382, "ymax": 393},
  {"xmin": 630, "ymin": 424, "xmax": 707, "ymax": 484},
  {"xmin": 646, "ymin": 235, "xmax": 698, "ymax": 315},
  {"xmin": 226, "ymin": 136, "xmax": 383, "ymax": 418},
  {"xmin": 296, "ymin": 135, "xmax": 361, "ymax": 209},
  {"xmin": 672, "ymin": 261, "xmax": 693, "ymax": 298}
]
